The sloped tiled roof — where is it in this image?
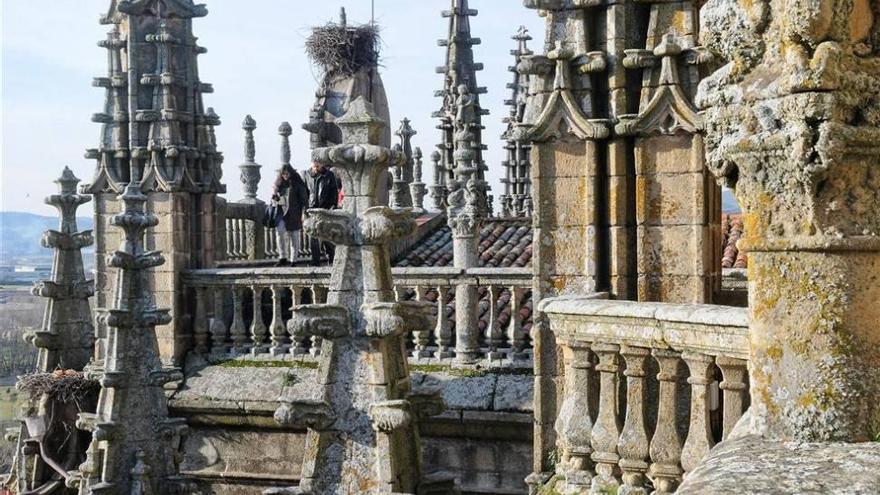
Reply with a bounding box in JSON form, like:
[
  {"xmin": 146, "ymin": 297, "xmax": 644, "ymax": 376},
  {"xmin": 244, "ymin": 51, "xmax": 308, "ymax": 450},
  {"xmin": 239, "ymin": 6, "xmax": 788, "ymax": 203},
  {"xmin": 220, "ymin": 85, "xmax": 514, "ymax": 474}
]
[
  {"xmin": 721, "ymin": 214, "xmax": 748, "ymax": 269},
  {"xmin": 394, "ymin": 218, "xmax": 532, "ymax": 268},
  {"xmin": 395, "ymin": 217, "xmax": 534, "ymax": 344}
]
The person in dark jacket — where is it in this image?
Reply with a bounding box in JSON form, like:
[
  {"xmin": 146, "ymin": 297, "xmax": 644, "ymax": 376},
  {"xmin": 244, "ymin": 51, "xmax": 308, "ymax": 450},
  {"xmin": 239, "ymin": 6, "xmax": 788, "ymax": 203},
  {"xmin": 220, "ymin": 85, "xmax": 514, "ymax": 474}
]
[
  {"xmin": 305, "ymin": 161, "xmax": 339, "ymax": 266},
  {"xmin": 271, "ymin": 164, "xmax": 309, "ymax": 266}
]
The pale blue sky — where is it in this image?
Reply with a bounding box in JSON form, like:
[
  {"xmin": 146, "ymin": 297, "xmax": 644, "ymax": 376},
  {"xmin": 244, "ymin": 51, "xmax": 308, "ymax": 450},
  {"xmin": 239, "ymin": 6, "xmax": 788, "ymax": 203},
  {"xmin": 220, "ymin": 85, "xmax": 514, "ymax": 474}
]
[{"xmin": 1, "ymin": 1, "xmax": 546, "ymax": 215}]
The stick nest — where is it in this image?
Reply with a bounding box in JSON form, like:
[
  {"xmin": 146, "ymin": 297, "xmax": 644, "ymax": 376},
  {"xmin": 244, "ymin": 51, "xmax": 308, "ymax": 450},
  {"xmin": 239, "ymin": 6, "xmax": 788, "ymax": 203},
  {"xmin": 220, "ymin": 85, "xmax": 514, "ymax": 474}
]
[
  {"xmin": 306, "ymin": 21, "xmax": 380, "ymax": 80},
  {"xmin": 17, "ymin": 369, "xmax": 99, "ymax": 408}
]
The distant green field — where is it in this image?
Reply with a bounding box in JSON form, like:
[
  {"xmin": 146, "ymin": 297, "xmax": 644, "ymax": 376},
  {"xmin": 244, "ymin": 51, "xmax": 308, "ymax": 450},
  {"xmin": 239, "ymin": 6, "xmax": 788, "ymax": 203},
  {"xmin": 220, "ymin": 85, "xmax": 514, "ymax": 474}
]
[{"xmin": 0, "ymin": 386, "xmax": 20, "ymax": 422}]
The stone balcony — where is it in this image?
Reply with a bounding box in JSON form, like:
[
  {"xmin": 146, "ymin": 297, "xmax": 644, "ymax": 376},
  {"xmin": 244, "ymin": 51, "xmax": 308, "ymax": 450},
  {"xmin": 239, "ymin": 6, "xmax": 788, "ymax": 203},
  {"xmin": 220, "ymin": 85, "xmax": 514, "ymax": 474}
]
[{"xmin": 537, "ymin": 297, "xmax": 750, "ymax": 494}]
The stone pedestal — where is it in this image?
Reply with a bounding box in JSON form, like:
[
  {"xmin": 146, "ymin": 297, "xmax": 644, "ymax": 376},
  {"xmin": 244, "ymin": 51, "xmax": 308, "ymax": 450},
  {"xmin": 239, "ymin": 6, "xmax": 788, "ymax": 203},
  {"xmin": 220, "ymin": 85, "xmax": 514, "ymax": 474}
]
[{"xmin": 698, "ymin": 0, "xmax": 880, "ymax": 443}]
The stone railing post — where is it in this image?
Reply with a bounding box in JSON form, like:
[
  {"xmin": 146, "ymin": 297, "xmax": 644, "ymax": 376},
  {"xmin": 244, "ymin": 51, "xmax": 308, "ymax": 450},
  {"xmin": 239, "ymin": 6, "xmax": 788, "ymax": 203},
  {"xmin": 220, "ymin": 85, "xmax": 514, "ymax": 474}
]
[
  {"xmin": 681, "ymin": 352, "xmax": 715, "ymax": 473},
  {"xmin": 715, "ymin": 356, "xmax": 748, "ymax": 440},
  {"xmin": 649, "ymin": 349, "xmax": 683, "ymax": 494},
  {"xmin": 618, "ymin": 345, "xmax": 650, "ymax": 495},
  {"xmin": 555, "ymin": 340, "xmax": 595, "ymax": 490},
  {"xmin": 591, "ymin": 343, "xmax": 622, "ymax": 493},
  {"xmin": 697, "ymin": 0, "xmax": 880, "ymax": 442}
]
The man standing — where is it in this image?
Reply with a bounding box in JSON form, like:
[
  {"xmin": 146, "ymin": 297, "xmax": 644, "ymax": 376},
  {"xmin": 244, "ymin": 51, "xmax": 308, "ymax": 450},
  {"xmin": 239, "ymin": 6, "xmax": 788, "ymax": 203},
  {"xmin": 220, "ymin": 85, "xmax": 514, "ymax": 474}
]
[{"xmin": 306, "ymin": 161, "xmax": 340, "ymax": 266}]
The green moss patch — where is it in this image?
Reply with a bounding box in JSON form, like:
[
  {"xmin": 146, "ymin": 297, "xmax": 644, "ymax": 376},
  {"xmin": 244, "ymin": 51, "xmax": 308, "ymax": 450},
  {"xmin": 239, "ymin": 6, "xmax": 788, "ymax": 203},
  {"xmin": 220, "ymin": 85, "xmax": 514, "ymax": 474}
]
[{"xmin": 218, "ymin": 359, "xmax": 319, "ymax": 370}]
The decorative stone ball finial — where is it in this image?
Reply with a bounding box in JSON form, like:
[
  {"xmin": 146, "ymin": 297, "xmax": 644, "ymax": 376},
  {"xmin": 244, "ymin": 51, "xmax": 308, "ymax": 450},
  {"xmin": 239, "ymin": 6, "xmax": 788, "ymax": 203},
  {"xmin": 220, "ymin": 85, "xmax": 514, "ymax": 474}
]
[{"xmin": 279, "ymin": 121, "xmax": 293, "ymax": 167}]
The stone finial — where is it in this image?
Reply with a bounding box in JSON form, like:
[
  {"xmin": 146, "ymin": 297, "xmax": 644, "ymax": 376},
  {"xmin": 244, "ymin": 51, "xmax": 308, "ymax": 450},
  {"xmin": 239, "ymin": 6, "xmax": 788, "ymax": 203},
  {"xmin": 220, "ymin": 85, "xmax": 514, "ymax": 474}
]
[
  {"xmin": 242, "ymin": 115, "xmax": 257, "ymax": 163},
  {"xmin": 413, "ymin": 147, "xmax": 423, "ymax": 183},
  {"xmin": 279, "ymin": 121, "xmax": 293, "ymax": 167},
  {"xmin": 239, "ymin": 115, "xmax": 261, "ymax": 201},
  {"xmin": 410, "ymin": 147, "xmax": 427, "ymax": 215},
  {"xmin": 395, "ymin": 117, "xmax": 417, "ymax": 141}
]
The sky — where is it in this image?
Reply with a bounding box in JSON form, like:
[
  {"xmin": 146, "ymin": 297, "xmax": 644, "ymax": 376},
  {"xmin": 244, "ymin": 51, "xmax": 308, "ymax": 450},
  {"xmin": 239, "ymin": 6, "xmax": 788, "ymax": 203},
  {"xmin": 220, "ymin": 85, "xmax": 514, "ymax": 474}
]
[{"xmin": 0, "ymin": 0, "xmax": 547, "ymax": 216}]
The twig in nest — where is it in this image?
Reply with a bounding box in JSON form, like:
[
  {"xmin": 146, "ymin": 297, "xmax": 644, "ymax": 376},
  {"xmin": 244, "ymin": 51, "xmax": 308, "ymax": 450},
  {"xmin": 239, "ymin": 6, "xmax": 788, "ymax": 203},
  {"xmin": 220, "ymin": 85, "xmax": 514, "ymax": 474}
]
[
  {"xmin": 17, "ymin": 369, "xmax": 100, "ymax": 411},
  {"xmin": 305, "ymin": 21, "xmax": 380, "ymax": 81}
]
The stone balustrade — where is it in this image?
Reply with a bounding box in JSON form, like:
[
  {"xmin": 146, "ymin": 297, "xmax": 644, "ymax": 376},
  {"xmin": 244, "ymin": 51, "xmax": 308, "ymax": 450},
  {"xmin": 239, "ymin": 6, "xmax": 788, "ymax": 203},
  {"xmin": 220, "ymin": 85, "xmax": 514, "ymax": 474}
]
[
  {"xmin": 182, "ymin": 266, "xmax": 534, "ymax": 364},
  {"xmin": 220, "ymin": 201, "xmax": 323, "ymax": 263},
  {"xmin": 539, "ymin": 297, "xmax": 749, "ymax": 494}
]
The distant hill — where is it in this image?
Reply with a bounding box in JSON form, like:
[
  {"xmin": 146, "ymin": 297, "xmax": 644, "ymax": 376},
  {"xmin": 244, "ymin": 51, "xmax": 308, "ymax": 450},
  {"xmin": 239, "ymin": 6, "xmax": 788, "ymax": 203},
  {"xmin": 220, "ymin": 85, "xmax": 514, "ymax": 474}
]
[
  {"xmin": 721, "ymin": 188, "xmax": 741, "ymax": 213},
  {"xmin": 0, "ymin": 212, "xmax": 94, "ymax": 261}
]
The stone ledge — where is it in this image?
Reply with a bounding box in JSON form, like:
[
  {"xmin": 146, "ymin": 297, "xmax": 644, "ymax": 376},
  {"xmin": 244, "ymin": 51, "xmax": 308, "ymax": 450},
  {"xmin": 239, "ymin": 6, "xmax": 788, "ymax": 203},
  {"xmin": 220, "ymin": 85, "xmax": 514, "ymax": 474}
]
[{"xmin": 677, "ymin": 436, "xmax": 880, "ymax": 495}]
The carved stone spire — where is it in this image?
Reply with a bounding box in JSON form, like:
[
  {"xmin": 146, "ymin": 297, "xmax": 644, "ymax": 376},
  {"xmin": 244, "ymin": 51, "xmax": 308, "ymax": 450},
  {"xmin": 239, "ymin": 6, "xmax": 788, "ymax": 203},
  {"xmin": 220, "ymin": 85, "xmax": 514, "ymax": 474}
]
[
  {"xmin": 391, "ymin": 118, "xmax": 416, "ymax": 208},
  {"xmin": 84, "ymin": 0, "xmax": 222, "ymax": 195},
  {"xmin": 239, "ymin": 115, "xmax": 261, "ymax": 202},
  {"xmin": 272, "ymin": 97, "xmax": 455, "ymax": 494},
  {"xmin": 501, "ymin": 26, "xmax": 534, "ymax": 217},
  {"xmin": 74, "ymin": 183, "xmax": 187, "ymax": 494},
  {"xmin": 29, "ymin": 168, "xmax": 96, "ymax": 372},
  {"xmin": 434, "ymin": 0, "xmax": 489, "ymax": 208}
]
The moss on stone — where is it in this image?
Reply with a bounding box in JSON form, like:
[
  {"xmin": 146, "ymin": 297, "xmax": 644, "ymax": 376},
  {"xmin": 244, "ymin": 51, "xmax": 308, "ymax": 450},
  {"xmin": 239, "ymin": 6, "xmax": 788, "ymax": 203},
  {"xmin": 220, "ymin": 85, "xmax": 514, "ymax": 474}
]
[
  {"xmin": 409, "ymin": 364, "xmax": 532, "ymax": 378},
  {"xmin": 219, "ymin": 359, "xmax": 319, "ymax": 370}
]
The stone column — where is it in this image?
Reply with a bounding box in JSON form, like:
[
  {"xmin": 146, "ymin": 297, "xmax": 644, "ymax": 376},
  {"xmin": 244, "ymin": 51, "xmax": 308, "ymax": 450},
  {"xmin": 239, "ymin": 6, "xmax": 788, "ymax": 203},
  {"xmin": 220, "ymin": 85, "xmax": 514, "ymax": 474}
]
[
  {"xmin": 698, "ymin": 0, "xmax": 880, "ymax": 441},
  {"xmin": 447, "ymin": 85, "xmax": 485, "ymax": 364},
  {"xmin": 409, "ymin": 147, "xmax": 428, "ymax": 215}
]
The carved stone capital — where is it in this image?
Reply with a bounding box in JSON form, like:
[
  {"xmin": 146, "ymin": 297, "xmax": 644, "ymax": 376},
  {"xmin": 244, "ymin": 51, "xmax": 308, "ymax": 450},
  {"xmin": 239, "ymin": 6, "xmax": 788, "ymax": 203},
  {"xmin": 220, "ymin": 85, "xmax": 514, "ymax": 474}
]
[
  {"xmin": 274, "ymin": 400, "xmax": 335, "ymax": 431},
  {"xmin": 303, "ymin": 209, "xmax": 355, "ymax": 246},
  {"xmin": 287, "ymin": 304, "xmax": 350, "ymax": 341},
  {"xmin": 368, "ymin": 400, "xmax": 413, "ymax": 433},
  {"xmin": 360, "ymin": 206, "xmax": 416, "ymax": 244},
  {"xmin": 362, "ymin": 301, "xmax": 434, "ymax": 339}
]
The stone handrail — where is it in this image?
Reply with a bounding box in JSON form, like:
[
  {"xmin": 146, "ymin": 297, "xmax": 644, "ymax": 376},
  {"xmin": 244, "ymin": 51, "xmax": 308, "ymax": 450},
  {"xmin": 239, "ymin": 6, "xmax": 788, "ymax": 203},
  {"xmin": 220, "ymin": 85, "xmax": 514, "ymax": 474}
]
[
  {"xmin": 219, "ymin": 201, "xmax": 323, "ymax": 263},
  {"xmin": 182, "ymin": 266, "xmax": 534, "ymax": 364},
  {"xmin": 539, "ymin": 297, "xmax": 749, "ymax": 494}
]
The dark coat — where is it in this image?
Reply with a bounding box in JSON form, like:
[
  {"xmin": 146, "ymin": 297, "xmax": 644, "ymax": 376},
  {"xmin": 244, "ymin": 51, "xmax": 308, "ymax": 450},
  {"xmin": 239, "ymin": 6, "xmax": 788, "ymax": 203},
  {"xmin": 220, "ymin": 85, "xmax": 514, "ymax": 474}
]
[
  {"xmin": 273, "ymin": 172, "xmax": 309, "ymax": 231},
  {"xmin": 306, "ymin": 168, "xmax": 339, "ymax": 209}
]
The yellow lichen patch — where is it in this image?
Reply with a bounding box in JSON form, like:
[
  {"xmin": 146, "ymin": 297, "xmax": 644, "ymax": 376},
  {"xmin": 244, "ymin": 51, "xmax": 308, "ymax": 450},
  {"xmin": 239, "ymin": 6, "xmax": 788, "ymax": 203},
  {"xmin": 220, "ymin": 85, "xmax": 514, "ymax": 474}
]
[{"xmin": 766, "ymin": 346, "xmax": 784, "ymax": 360}]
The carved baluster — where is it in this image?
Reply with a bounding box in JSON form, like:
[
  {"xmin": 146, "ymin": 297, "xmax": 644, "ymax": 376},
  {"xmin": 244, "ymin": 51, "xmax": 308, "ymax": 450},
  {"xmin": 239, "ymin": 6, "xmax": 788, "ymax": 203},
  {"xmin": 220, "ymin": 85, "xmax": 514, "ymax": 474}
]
[
  {"xmin": 507, "ymin": 286, "xmax": 526, "ymax": 360},
  {"xmin": 229, "ymin": 286, "xmax": 249, "ymax": 352},
  {"xmin": 269, "ymin": 285, "xmax": 288, "ymax": 356},
  {"xmin": 618, "ymin": 346, "xmax": 650, "ymax": 495},
  {"xmin": 591, "ymin": 343, "xmax": 622, "ymax": 493},
  {"xmin": 435, "ymin": 285, "xmax": 453, "ymax": 359},
  {"xmin": 715, "ymin": 356, "xmax": 748, "ymax": 440},
  {"xmin": 555, "ymin": 340, "xmax": 595, "ymax": 489},
  {"xmin": 412, "ymin": 286, "xmax": 431, "ymax": 358},
  {"xmin": 486, "ymin": 285, "xmax": 503, "ymax": 360},
  {"xmin": 209, "ymin": 287, "xmax": 229, "ymax": 356},
  {"xmin": 250, "ymin": 285, "xmax": 268, "ymax": 354},
  {"xmin": 681, "ymin": 352, "xmax": 716, "ymax": 474},
  {"xmin": 649, "ymin": 349, "xmax": 683, "ymax": 494},
  {"xmin": 193, "ymin": 286, "xmax": 209, "ymax": 354},
  {"xmin": 226, "ymin": 218, "xmax": 235, "ymax": 260},
  {"xmin": 309, "ymin": 284, "xmax": 326, "ymax": 356},
  {"xmin": 236, "ymin": 218, "xmax": 246, "ymax": 259},
  {"xmin": 290, "ymin": 285, "xmax": 308, "ymax": 355}
]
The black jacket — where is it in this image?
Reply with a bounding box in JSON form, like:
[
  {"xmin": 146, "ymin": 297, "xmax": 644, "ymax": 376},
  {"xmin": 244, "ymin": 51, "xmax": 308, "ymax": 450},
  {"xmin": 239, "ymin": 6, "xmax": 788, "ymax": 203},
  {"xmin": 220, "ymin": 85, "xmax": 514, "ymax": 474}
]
[
  {"xmin": 306, "ymin": 168, "xmax": 339, "ymax": 209},
  {"xmin": 274, "ymin": 173, "xmax": 309, "ymax": 230}
]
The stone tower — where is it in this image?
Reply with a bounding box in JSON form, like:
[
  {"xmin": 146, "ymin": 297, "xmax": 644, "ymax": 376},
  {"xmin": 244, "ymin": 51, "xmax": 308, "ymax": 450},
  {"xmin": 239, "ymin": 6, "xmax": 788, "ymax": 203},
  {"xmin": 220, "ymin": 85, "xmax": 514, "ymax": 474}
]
[
  {"xmin": 82, "ymin": 0, "xmax": 224, "ymax": 366},
  {"xmin": 434, "ymin": 0, "xmax": 490, "ymax": 212},
  {"xmin": 271, "ymin": 97, "xmax": 454, "ymax": 495},
  {"xmin": 518, "ymin": 0, "xmax": 724, "ymax": 480},
  {"xmin": 73, "ymin": 184, "xmax": 187, "ymax": 495}
]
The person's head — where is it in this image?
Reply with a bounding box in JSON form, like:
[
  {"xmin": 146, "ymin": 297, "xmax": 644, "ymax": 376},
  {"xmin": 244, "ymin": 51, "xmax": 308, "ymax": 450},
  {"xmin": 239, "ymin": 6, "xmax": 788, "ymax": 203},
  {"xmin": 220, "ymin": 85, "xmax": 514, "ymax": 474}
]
[
  {"xmin": 311, "ymin": 161, "xmax": 325, "ymax": 174},
  {"xmin": 276, "ymin": 165, "xmax": 295, "ymax": 185}
]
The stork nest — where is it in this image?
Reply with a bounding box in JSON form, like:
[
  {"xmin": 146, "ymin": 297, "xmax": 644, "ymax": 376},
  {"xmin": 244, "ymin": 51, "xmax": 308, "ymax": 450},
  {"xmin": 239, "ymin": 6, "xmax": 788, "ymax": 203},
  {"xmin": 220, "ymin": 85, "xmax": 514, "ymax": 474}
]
[
  {"xmin": 17, "ymin": 370, "xmax": 99, "ymax": 412},
  {"xmin": 306, "ymin": 21, "xmax": 380, "ymax": 81}
]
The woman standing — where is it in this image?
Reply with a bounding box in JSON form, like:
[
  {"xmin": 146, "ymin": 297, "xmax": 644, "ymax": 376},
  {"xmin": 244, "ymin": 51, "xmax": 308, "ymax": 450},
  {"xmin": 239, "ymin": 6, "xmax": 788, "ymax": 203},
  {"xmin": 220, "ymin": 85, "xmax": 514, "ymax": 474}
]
[{"xmin": 271, "ymin": 164, "xmax": 309, "ymax": 266}]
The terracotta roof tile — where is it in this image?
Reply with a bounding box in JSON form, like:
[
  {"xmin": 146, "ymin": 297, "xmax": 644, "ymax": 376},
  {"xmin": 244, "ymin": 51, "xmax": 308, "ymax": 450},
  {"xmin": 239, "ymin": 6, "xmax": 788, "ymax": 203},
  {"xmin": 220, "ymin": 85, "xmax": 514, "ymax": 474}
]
[
  {"xmin": 722, "ymin": 213, "xmax": 747, "ymax": 269},
  {"xmin": 395, "ymin": 218, "xmax": 532, "ymax": 268}
]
